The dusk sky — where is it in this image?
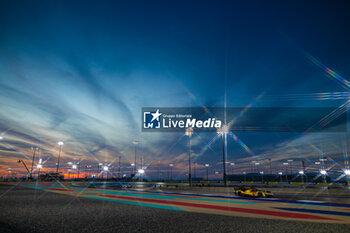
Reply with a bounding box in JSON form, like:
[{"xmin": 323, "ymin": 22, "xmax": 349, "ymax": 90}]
[{"xmin": 1, "ymin": 0, "xmax": 350, "ymax": 178}]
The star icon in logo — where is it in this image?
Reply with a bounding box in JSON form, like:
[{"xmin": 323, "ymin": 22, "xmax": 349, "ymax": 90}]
[{"xmin": 151, "ymin": 109, "xmax": 162, "ymax": 122}]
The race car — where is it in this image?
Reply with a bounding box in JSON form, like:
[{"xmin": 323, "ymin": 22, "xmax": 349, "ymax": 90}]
[{"xmin": 234, "ymin": 187, "xmax": 274, "ymax": 198}]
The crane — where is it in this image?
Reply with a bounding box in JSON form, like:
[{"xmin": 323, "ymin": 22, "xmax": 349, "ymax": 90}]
[{"xmin": 17, "ymin": 160, "xmax": 31, "ymax": 178}]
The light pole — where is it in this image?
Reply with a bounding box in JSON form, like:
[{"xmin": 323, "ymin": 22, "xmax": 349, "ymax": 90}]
[
  {"xmin": 30, "ymin": 147, "xmax": 39, "ymax": 179},
  {"xmin": 260, "ymin": 171, "xmax": 264, "ymax": 183},
  {"xmin": 301, "ymin": 160, "xmax": 308, "ymax": 183},
  {"xmin": 243, "ymin": 172, "xmax": 246, "ymax": 182},
  {"xmin": 169, "ymin": 164, "xmax": 173, "ymax": 181},
  {"xmin": 217, "ymin": 125, "xmax": 229, "ymax": 187},
  {"xmin": 7, "ymin": 168, "xmax": 11, "ymax": 178},
  {"xmin": 133, "ymin": 141, "xmax": 139, "ymax": 176},
  {"xmin": 287, "ymin": 159, "xmax": 293, "ymax": 177},
  {"xmin": 185, "ymin": 127, "xmax": 193, "ymax": 187},
  {"xmin": 283, "ymin": 162, "xmax": 289, "ymax": 182},
  {"xmin": 118, "ymin": 156, "xmax": 121, "ymax": 178},
  {"xmin": 85, "ymin": 165, "xmax": 91, "ymax": 178},
  {"xmin": 268, "ymin": 158, "xmax": 272, "ymax": 174},
  {"xmin": 98, "ymin": 163, "xmax": 103, "ymax": 178},
  {"xmin": 194, "ymin": 162, "xmax": 196, "ymax": 179},
  {"xmin": 37, "ymin": 162, "xmax": 42, "ymax": 179},
  {"xmin": 251, "ymin": 161, "xmax": 256, "ymax": 173},
  {"xmin": 77, "ymin": 160, "xmax": 81, "ymax": 180},
  {"xmin": 205, "ymin": 164, "xmax": 209, "ymax": 181},
  {"xmin": 72, "ymin": 164, "xmax": 77, "ymax": 179},
  {"xmin": 320, "ymin": 169, "xmax": 327, "ymax": 183},
  {"xmin": 158, "ymin": 160, "xmax": 161, "ymax": 181},
  {"xmin": 299, "ymin": 170, "xmax": 304, "ymax": 183},
  {"xmin": 67, "ymin": 162, "xmax": 72, "ymax": 179},
  {"xmin": 255, "ymin": 162, "xmax": 260, "ymax": 174},
  {"xmin": 56, "ymin": 141, "xmax": 64, "ymax": 174},
  {"xmin": 278, "ymin": 172, "xmax": 283, "ymax": 182},
  {"xmin": 315, "ymin": 161, "xmax": 321, "ymax": 177},
  {"xmin": 131, "ymin": 163, "xmax": 135, "ymax": 177},
  {"xmin": 230, "ymin": 163, "xmax": 235, "ymax": 175},
  {"xmin": 103, "ymin": 165, "xmax": 109, "ymax": 180},
  {"xmin": 320, "ymin": 158, "xmax": 327, "ymax": 183}
]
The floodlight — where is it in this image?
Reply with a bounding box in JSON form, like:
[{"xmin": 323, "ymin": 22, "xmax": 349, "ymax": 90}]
[
  {"xmin": 320, "ymin": 170, "xmax": 327, "ymax": 175},
  {"xmin": 138, "ymin": 169, "xmax": 145, "ymax": 174},
  {"xmin": 344, "ymin": 169, "xmax": 350, "ymax": 176},
  {"xmin": 185, "ymin": 127, "xmax": 193, "ymax": 136},
  {"xmin": 217, "ymin": 125, "xmax": 229, "ymax": 135}
]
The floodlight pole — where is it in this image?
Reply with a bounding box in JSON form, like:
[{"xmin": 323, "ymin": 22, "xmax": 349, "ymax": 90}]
[
  {"xmin": 30, "ymin": 147, "xmax": 38, "ymax": 178},
  {"xmin": 194, "ymin": 162, "xmax": 196, "ymax": 178},
  {"xmin": 169, "ymin": 164, "xmax": 173, "ymax": 181},
  {"xmin": 205, "ymin": 164, "xmax": 209, "ymax": 181},
  {"xmin": 222, "ymin": 133, "xmax": 227, "ymax": 187},
  {"xmin": 118, "ymin": 156, "xmax": 121, "ymax": 178},
  {"xmin": 97, "ymin": 164, "xmax": 100, "ymax": 177},
  {"xmin": 77, "ymin": 160, "xmax": 80, "ymax": 179},
  {"xmin": 158, "ymin": 160, "xmax": 161, "ymax": 181},
  {"xmin": 133, "ymin": 141, "xmax": 138, "ymax": 176},
  {"xmin": 56, "ymin": 143, "xmax": 63, "ymax": 174},
  {"xmin": 134, "ymin": 145, "xmax": 137, "ymax": 174},
  {"xmin": 188, "ymin": 133, "xmax": 192, "ymax": 186},
  {"xmin": 186, "ymin": 128, "xmax": 193, "ymax": 187}
]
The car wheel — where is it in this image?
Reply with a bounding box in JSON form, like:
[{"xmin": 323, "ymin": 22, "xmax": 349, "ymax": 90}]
[{"xmin": 257, "ymin": 192, "xmax": 263, "ymax": 198}]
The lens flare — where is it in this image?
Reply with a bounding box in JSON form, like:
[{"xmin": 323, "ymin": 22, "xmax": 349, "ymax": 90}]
[
  {"xmin": 198, "ymin": 134, "xmax": 220, "ymax": 157},
  {"xmin": 304, "ymin": 51, "xmax": 350, "ymax": 89},
  {"xmin": 229, "ymin": 132, "xmax": 255, "ymax": 156},
  {"xmin": 306, "ymin": 100, "xmax": 350, "ymax": 132}
]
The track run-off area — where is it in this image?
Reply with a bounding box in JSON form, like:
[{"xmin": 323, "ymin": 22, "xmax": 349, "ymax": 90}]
[{"xmin": 12, "ymin": 182, "xmax": 350, "ymax": 224}]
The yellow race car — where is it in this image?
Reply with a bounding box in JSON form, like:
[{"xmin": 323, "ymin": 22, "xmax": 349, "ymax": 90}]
[{"xmin": 234, "ymin": 187, "xmax": 274, "ymax": 198}]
